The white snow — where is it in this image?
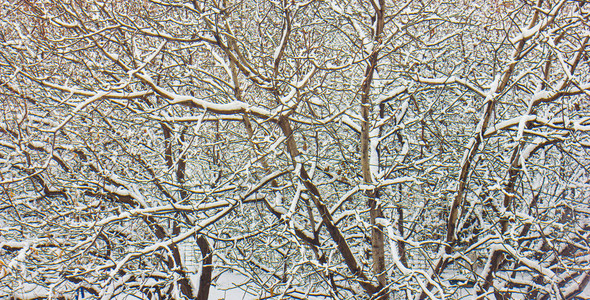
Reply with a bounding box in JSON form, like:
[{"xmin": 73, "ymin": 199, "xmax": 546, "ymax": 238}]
[
  {"xmin": 511, "ymin": 22, "xmax": 543, "ymax": 44},
  {"xmin": 484, "ymin": 75, "xmax": 500, "ymax": 102},
  {"xmin": 490, "ymin": 244, "xmax": 558, "ymax": 280},
  {"xmin": 417, "ymin": 76, "xmax": 485, "ymax": 97},
  {"xmin": 531, "ymin": 89, "xmax": 550, "ymax": 103},
  {"xmin": 49, "ymin": 91, "xmax": 107, "ymax": 133},
  {"xmin": 136, "ymin": 72, "xmax": 273, "ymax": 118},
  {"xmin": 340, "ymin": 115, "xmax": 362, "ymax": 133},
  {"xmin": 308, "ymin": 97, "xmax": 324, "ymax": 106},
  {"xmin": 375, "ymin": 86, "xmax": 407, "ymax": 105},
  {"xmin": 379, "ymin": 176, "xmax": 415, "ymax": 187},
  {"xmin": 516, "ymin": 115, "xmax": 537, "ymax": 141},
  {"xmin": 369, "ymin": 132, "xmax": 380, "ymax": 182},
  {"xmin": 280, "ymin": 86, "xmax": 298, "ymax": 107},
  {"xmin": 7, "ymin": 242, "xmax": 29, "ymax": 270},
  {"xmin": 208, "ymin": 271, "xmax": 257, "ymax": 299},
  {"xmin": 296, "ymin": 67, "xmax": 316, "ymax": 88},
  {"xmin": 573, "ymin": 117, "xmax": 590, "ymax": 131}
]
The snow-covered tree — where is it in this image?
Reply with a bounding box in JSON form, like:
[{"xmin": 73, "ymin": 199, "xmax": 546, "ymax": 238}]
[{"xmin": 1, "ymin": 0, "xmax": 588, "ymax": 299}]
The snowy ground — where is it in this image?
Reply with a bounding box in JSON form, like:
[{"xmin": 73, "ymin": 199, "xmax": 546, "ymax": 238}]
[
  {"xmin": 1, "ymin": 272, "xmax": 256, "ymax": 300},
  {"xmin": 200, "ymin": 271, "xmax": 257, "ymax": 300},
  {"xmin": 4, "ymin": 269, "xmax": 588, "ymax": 299}
]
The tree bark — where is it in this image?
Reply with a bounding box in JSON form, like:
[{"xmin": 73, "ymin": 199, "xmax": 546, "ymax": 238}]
[{"xmin": 196, "ymin": 235, "xmax": 213, "ymax": 300}]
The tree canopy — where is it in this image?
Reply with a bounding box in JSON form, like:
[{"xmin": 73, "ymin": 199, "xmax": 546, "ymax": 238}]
[{"xmin": 1, "ymin": 0, "xmax": 589, "ymax": 299}]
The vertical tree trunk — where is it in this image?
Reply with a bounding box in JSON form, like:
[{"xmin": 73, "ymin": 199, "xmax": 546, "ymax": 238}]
[
  {"xmin": 359, "ymin": 0, "xmax": 387, "ymax": 297},
  {"xmin": 196, "ymin": 235, "xmax": 213, "ymax": 300}
]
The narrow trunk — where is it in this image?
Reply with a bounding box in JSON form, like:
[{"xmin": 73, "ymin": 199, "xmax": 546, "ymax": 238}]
[
  {"xmin": 358, "ymin": 0, "xmax": 387, "ymax": 297},
  {"xmin": 196, "ymin": 235, "xmax": 213, "ymax": 300}
]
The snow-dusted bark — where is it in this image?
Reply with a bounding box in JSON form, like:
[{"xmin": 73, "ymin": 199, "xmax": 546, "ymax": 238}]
[{"xmin": 0, "ymin": 0, "xmax": 588, "ymax": 299}]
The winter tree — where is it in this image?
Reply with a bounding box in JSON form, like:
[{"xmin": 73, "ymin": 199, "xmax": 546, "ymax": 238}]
[{"xmin": 1, "ymin": 0, "xmax": 589, "ymax": 299}]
